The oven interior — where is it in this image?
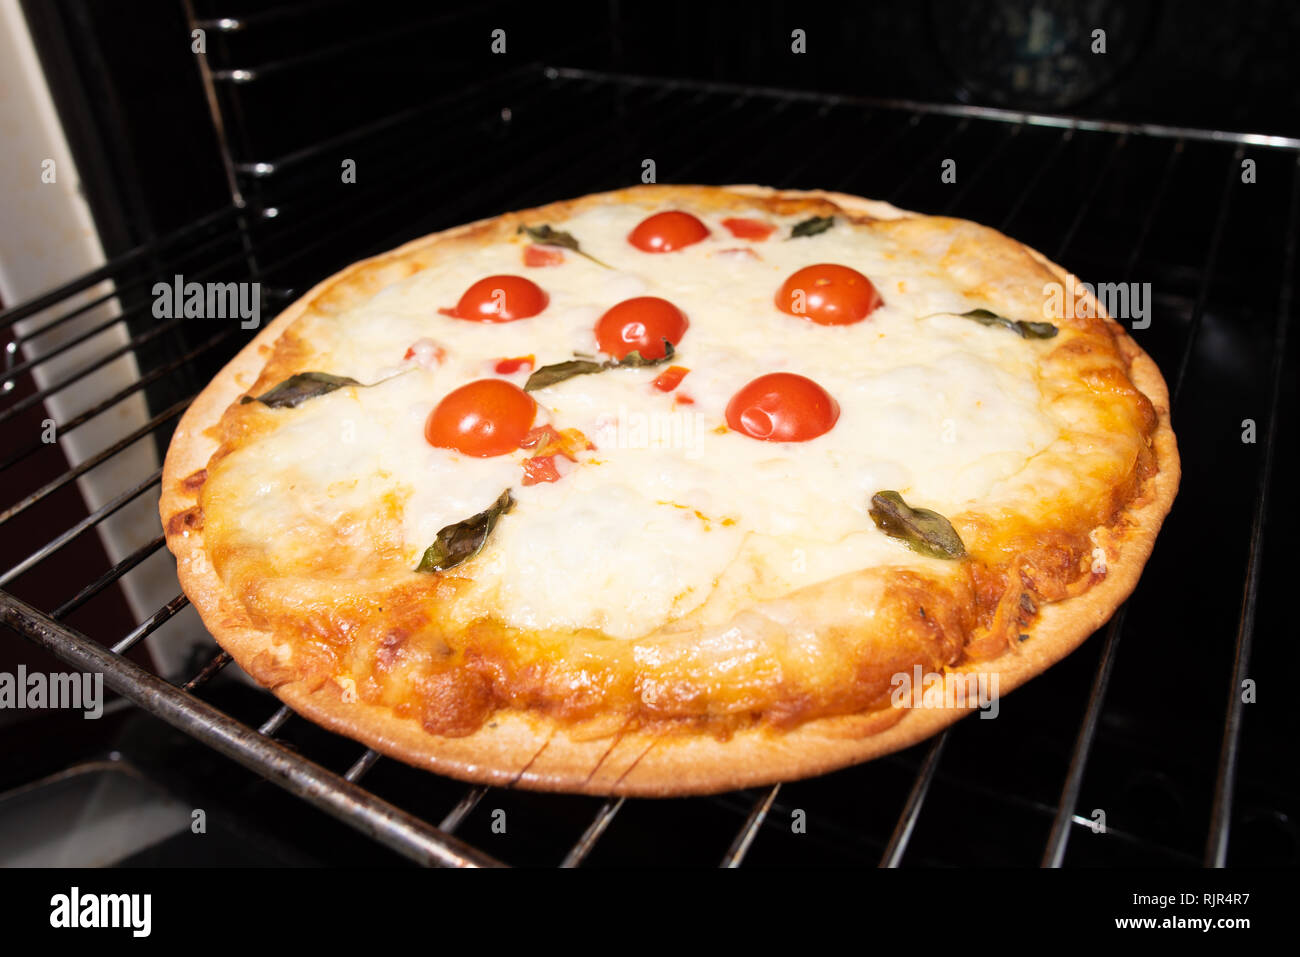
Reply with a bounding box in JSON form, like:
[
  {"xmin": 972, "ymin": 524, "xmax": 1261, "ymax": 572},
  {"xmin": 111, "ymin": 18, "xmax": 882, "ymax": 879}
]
[{"xmin": 0, "ymin": 0, "xmax": 1296, "ymax": 867}]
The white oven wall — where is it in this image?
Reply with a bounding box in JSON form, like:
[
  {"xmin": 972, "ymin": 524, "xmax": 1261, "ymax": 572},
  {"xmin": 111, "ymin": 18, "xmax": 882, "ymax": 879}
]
[{"xmin": 0, "ymin": 0, "xmax": 208, "ymax": 678}]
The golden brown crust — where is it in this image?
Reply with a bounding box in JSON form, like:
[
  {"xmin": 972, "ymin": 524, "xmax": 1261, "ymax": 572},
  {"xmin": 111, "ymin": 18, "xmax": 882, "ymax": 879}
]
[{"xmin": 161, "ymin": 185, "xmax": 1179, "ymax": 795}]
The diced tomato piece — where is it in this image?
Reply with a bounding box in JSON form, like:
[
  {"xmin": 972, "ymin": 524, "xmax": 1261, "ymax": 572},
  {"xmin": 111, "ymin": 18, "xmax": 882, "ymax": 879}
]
[
  {"xmin": 675, "ymin": 394, "xmax": 695, "ymax": 405},
  {"xmin": 721, "ymin": 217, "xmax": 775, "ymax": 241},
  {"xmin": 494, "ymin": 355, "xmax": 535, "ymax": 374},
  {"xmin": 653, "ymin": 366, "xmax": 690, "ymax": 392},
  {"xmin": 520, "ymin": 424, "xmax": 561, "ymax": 451},
  {"xmin": 524, "ymin": 244, "xmax": 565, "ymax": 267},
  {"xmin": 522, "ymin": 455, "xmax": 562, "ymax": 485},
  {"xmin": 519, "ymin": 424, "xmax": 592, "ymax": 459}
]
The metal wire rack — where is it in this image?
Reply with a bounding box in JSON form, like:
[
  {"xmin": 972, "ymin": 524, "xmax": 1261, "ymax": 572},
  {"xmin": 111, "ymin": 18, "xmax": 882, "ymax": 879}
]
[{"xmin": 2, "ymin": 55, "xmax": 1295, "ymax": 867}]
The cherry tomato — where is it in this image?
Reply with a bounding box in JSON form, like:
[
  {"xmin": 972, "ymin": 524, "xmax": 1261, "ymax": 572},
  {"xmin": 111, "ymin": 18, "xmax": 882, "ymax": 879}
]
[
  {"xmin": 725, "ymin": 372, "xmax": 840, "ymax": 442},
  {"xmin": 425, "ymin": 379, "xmax": 536, "ymax": 457},
  {"xmin": 776, "ymin": 264, "xmax": 882, "ymax": 325},
  {"xmin": 628, "ymin": 211, "xmax": 710, "ymax": 253},
  {"xmin": 439, "ymin": 275, "xmax": 548, "ymax": 322},
  {"xmin": 721, "ymin": 217, "xmax": 775, "ymax": 241},
  {"xmin": 595, "ymin": 296, "xmax": 689, "ymax": 360},
  {"xmin": 523, "ymin": 245, "xmax": 564, "ymax": 267}
]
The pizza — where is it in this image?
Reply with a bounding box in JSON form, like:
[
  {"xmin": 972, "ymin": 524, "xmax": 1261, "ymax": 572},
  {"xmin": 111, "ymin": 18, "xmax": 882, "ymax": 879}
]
[{"xmin": 159, "ymin": 185, "xmax": 1179, "ymax": 796}]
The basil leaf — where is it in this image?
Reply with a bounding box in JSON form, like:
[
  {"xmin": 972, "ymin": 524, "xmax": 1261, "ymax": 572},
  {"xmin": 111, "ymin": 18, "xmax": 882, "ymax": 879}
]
[
  {"xmin": 868, "ymin": 491, "xmax": 967, "ymax": 560},
  {"xmin": 789, "ymin": 215, "xmax": 835, "ymax": 239},
  {"xmin": 415, "ymin": 489, "xmax": 514, "ymax": 573},
  {"xmin": 517, "ymin": 224, "xmax": 611, "ymax": 268},
  {"xmin": 242, "ymin": 372, "xmax": 361, "ymax": 409},
  {"xmin": 525, "ymin": 340, "xmax": 675, "ymax": 391},
  {"xmin": 523, "ymin": 358, "xmax": 607, "ymax": 391},
  {"xmin": 960, "ymin": 308, "xmax": 1058, "ymax": 339},
  {"xmin": 614, "ymin": 340, "xmax": 675, "ymax": 368}
]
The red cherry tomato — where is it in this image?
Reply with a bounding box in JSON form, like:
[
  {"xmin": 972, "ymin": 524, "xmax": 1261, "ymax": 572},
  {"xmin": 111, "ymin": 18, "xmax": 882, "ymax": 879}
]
[
  {"xmin": 425, "ymin": 379, "xmax": 536, "ymax": 457},
  {"xmin": 721, "ymin": 217, "xmax": 775, "ymax": 241},
  {"xmin": 439, "ymin": 275, "xmax": 548, "ymax": 322},
  {"xmin": 628, "ymin": 211, "xmax": 710, "ymax": 253},
  {"xmin": 725, "ymin": 373, "xmax": 840, "ymax": 442},
  {"xmin": 595, "ymin": 296, "xmax": 689, "ymax": 360},
  {"xmin": 776, "ymin": 264, "xmax": 882, "ymax": 325}
]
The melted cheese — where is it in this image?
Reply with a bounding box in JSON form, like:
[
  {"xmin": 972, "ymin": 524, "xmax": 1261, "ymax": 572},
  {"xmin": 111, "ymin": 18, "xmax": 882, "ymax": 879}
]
[{"xmin": 207, "ymin": 202, "xmax": 1120, "ymax": 640}]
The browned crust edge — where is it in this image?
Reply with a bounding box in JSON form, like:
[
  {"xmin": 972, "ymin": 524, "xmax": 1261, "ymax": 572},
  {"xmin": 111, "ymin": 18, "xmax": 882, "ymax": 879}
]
[{"xmin": 160, "ymin": 185, "xmax": 1180, "ymax": 797}]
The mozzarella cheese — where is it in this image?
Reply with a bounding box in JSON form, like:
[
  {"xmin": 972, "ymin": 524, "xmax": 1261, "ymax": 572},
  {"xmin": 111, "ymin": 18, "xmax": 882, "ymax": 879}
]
[{"xmin": 206, "ymin": 202, "xmax": 1122, "ymax": 640}]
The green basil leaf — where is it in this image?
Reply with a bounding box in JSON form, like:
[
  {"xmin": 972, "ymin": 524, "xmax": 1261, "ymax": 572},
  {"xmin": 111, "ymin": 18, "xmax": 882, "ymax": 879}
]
[
  {"xmin": 613, "ymin": 340, "xmax": 675, "ymax": 368},
  {"xmin": 789, "ymin": 215, "xmax": 835, "ymax": 239},
  {"xmin": 960, "ymin": 308, "xmax": 1058, "ymax": 339},
  {"xmin": 868, "ymin": 491, "xmax": 967, "ymax": 560},
  {"xmin": 523, "ymin": 358, "xmax": 607, "ymax": 391},
  {"xmin": 517, "ymin": 224, "xmax": 611, "ymax": 268},
  {"xmin": 242, "ymin": 372, "xmax": 361, "ymax": 409},
  {"xmin": 415, "ymin": 489, "xmax": 514, "ymax": 573},
  {"xmin": 525, "ymin": 340, "xmax": 675, "ymax": 391}
]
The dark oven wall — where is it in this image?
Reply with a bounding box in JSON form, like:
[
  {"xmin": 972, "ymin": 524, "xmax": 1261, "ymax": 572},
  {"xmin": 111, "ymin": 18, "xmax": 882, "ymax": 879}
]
[
  {"xmin": 589, "ymin": 0, "xmax": 1300, "ymax": 135},
  {"xmin": 27, "ymin": 0, "xmax": 1300, "ymax": 251}
]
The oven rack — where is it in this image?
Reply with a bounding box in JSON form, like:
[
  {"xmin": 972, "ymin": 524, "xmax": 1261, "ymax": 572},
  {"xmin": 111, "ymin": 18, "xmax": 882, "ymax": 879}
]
[{"xmin": 1, "ymin": 62, "xmax": 1295, "ymax": 868}]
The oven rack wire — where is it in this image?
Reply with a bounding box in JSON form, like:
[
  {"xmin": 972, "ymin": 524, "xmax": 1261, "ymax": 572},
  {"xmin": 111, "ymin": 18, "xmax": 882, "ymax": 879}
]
[{"xmin": 1, "ymin": 59, "xmax": 1295, "ymax": 867}]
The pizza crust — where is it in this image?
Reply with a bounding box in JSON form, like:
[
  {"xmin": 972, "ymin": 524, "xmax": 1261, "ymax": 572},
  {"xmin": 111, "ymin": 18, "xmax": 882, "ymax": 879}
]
[{"xmin": 161, "ymin": 186, "xmax": 1179, "ymax": 796}]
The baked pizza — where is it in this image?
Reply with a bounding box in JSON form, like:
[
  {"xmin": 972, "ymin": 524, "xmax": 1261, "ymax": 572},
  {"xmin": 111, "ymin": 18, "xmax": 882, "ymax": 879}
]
[{"xmin": 160, "ymin": 185, "xmax": 1179, "ymax": 796}]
